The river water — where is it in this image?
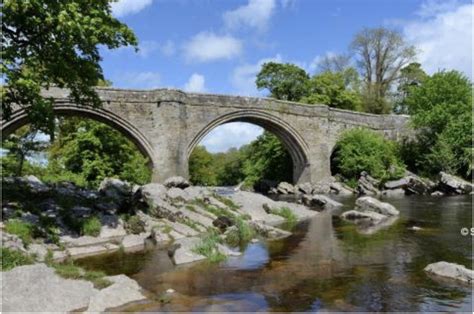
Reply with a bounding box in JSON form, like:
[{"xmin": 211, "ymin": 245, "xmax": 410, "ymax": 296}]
[{"xmin": 77, "ymin": 195, "xmax": 473, "ymax": 312}]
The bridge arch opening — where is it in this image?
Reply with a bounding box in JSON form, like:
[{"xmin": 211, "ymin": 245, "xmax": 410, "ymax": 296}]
[
  {"xmin": 187, "ymin": 111, "xmax": 310, "ymax": 188},
  {"xmin": 1, "ymin": 106, "xmax": 154, "ymax": 186}
]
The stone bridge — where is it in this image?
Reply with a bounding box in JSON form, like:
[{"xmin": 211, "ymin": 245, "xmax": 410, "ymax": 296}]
[{"xmin": 1, "ymin": 87, "xmax": 410, "ymax": 184}]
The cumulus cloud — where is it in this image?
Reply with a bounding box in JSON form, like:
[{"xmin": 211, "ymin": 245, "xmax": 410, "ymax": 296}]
[
  {"xmin": 403, "ymin": 1, "xmax": 472, "ymax": 78},
  {"xmin": 223, "ymin": 0, "xmax": 277, "ymax": 32},
  {"xmin": 111, "ymin": 0, "xmax": 153, "ymax": 18},
  {"xmin": 231, "ymin": 54, "xmax": 282, "ymax": 96},
  {"xmin": 136, "ymin": 40, "xmax": 176, "ymax": 58},
  {"xmin": 201, "ymin": 122, "xmax": 264, "ymax": 153},
  {"xmin": 183, "ymin": 32, "xmax": 243, "ymax": 63},
  {"xmin": 184, "ymin": 73, "xmax": 206, "ymax": 92}
]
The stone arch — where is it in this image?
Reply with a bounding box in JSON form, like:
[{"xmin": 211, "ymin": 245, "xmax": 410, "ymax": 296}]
[
  {"xmin": 1, "ymin": 104, "xmax": 155, "ymax": 167},
  {"xmin": 187, "ymin": 110, "xmax": 311, "ymax": 184}
]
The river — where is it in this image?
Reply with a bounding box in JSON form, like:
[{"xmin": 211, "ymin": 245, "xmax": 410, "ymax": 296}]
[{"xmin": 77, "ymin": 194, "xmax": 473, "ymax": 312}]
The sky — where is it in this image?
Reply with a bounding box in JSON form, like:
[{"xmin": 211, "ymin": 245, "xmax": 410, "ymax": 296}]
[{"xmin": 102, "ymin": 0, "xmax": 473, "ymax": 153}]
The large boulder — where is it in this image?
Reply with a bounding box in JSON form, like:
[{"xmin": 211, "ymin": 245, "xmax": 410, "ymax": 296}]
[
  {"xmin": 1, "ymin": 231, "xmax": 27, "ymax": 252},
  {"xmin": 164, "ymin": 176, "xmax": 190, "ymax": 189},
  {"xmin": 276, "ymin": 182, "xmax": 295, "ymax": 194},
  {"xmin": 135, "ymin": 183, "xmax": 182, "ymax": 220},
  {"xmin": 249, "ymin": 221, "xmax": 292, "ymax": 240},
  {"xmin": 384, "ymin": 178, "xmax": 409, "ymax": 190},
  {"xmin": 168, "ymin": 237, "xmax": 206, "ymax": 265},
  {"xmin": 355, "ymin": 196, "xmax": 399, "ymax": 216},
  {"xmin": 329, "ymin": 182, "xmax": 354, "ymax": 195},
  {"xmin": 2, "ymin": 264, "xmax": 96, "ymax": 312},
  {"xmin": 213, "ymin": 216, "xmax": 234, "ymax": 232},
  {"xmin": 302, "ymin": 194, "xmax": 343, "ymax": 210},
  {"xmin": 340, "ymin": 210, "xmax": 387, "ymax": 225},
  {"xmin": 24, "ymin": 175, "xmax": 51, "ymax": 194},
  {"xmin": 424, "ymin": 261, "xmax": 474, "ymax": 283},
  {"xmin": 296, "ymin": 182, "xmax": 313, "ymax": 195},
  {"xmin": 99, "ymin": 178, "xmax": 132, "ymax": 200},
  {"xmin": 356, "ymin": 172, "xmax": 380, "ymax": 195},
  {"xmin": 438, "ymin": 172, "xmax": 473, "ymax": 195},
  {"xmin": 405, "ymin": 175, "xmax": 435, "ymax": 195},
  {"xmin": 87, "ymin": 275, "xmax": 146, "ymax": 312}
]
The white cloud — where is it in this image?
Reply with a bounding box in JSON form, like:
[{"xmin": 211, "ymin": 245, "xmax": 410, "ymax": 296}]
[
  {"xmin": 404, "ymin": 1, "xmax": 473, "ymax": 79},
  {"xmin": 160, "ymin": 40, "xmax": 176, "ymax": 57},
  {"xmin": 183, "ymin": 32, "xmax": 243, "ymax": 63},
  {"xmin": 184, "ymin": 73, "xmax": 206, "ymax": 92},
  {"xmin": 120, "ymin": 71, "xmax": 161, "ymax": 89},
  {"xmin": 231, "ymin": 54, "xmax": 282, "ymax": 96},
  {"xmin": 137, "ymin": 40, "xmax": 176, "ymax": 58},
  {"xmin": 201, "ymin": 122, "xmax": 264, "ymax": 153},
  {"xmin": 111, "ymin": 0, "xmax": 153, "ymax": 18},
  {"xmin": 223, "ymin": 0, "xmax": 276, "ymax": 32}
]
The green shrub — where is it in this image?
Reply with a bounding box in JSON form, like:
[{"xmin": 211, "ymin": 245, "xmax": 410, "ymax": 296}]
[
  {"xmin": 225, "ymin": 217, "xmax": 255, "ymax": 247},
  {"xmin": 0, "ymin": 247, "xmax": 34, "ymax": 271},
  {"xmin": 332, "ymin": 128, "xmax": 405, "ymax": 182},
  {"xmin": 82, "ymin": 216, "xmax": 102, "ymax": 237},
  {"xmin": 125, "ymin": 215, "xmax": 145, "ymax": 234},
  {"xmin": 5, "ymin": 219, "xmax": 34, "ymax": 246},
  {"xmin": 53, "ymin": 262, "xmax": 112, "ymax": 289}
]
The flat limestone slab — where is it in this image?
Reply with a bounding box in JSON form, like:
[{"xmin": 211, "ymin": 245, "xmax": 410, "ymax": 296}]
[
  {"xmin": 424, "ymin": 261, "xmax": 474, "ymax": 283},
  {"xmin": 67, "ymin": 243, "xmax": 119, "ymax": 259},
  {"xmin": 2, "ymin": 264, "xmax": 97, "ymax": 312}
]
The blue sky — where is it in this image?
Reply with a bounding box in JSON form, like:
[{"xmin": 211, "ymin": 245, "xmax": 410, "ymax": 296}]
[{"xmin": 102, "ymin": 0, "xmax": 472, "ymax": 152}]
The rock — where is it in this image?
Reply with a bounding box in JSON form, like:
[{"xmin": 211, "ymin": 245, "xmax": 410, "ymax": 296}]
[
  {"xmin": 27, "ymin": 243, "xmax": 49, "ymax": 261},
  {"xmin": 250, "ymin": 238, "xmax": 259, "ymax": 243},
  {"xmin": 135, "ymin": 183, "xmax": 182, "ymax": 220},
  {"xmin": 67, "ymin": 243, "xmax": 119, "ymax": 259},
  {"xmin": 249, "ymin": 221, "xmax": 292, "ymax": 240},
  {"xmin": 438, "ymin": 172, "xmax": 473, "ymax": 194},
  {"xmin": 166, "ymin": 288, "xmax": 175, "ymax": 294},
  {"xmin": 164, "ymin": 176, "xmax": 190, "ymax": 189},
  {"xmin": 217, "ymin": 243, "xmax": 242, "ymax": 257},
  {"xmin": 340, "ymin": 210, "xmax": 387, "ymax": 225},
  {"xmin": 99, "ymin": 178, "xmax": 132, "ymax": 200},
  {"xmin": 357, "ymin": 172, "xmax": 380, "ymax": 195},
  {"xmin": 121, "ymin": 233, "xmax": 150, "ymax": 251},
  {"xmin": 276, "ymin": 182, "xmax": 295, "ymax": 194},
  {"xmin": 212, "ymin": 216, "xmax": 234, "ymax": 231},
  {"xmin": 1, "ymin": 231, "xmax": 26, "ymax": 252},
  {"xmin": 87, "ymin": 275, "xmax": 146, "ymax": 312},
  {"xmin": 384, "ymin": 178, "xmax": 408, "ymax": 190},
  {"xmin": 430, "ymin": 191, "xmax": 444, "ymax": 196},
  {"xmin": 409, "ymin": 226, "xmax": 422, "ymax": 231},
  {"xmin": 71, "ymin": 206, "xmax": 92, "ymax": 218},
  {"xmin": 168, "ymin": 237, "xmax": 206, "ymax": 265},
  {"xmin": 166, "ymin": 187, "xmax": 191, "ymax": 201},
  {"xmin": 358, "ymin": 215, "xmax": 398, "ymax": 234},
  {"xmin": 99, "ymin": 223, "xmax": 127, "ymax": 240},
  {"xmin": 381, "ymin": 188, "xmax": 406, "ymax": 197},
  {"xmin": 424, "ymin": 261, "xmax": 474, "ymax": 283},
  {"xmin": 60, "ymin": 235, "xmax": 112, "ymax": 248},
  {"xmin": 24, "ymin": 175, "xmax": 50, "ymax": 194},
  {"xmin": 302, "ymin": 194, "xmax": 343, "ymax": 210},
  {"xmin": 296, "ymin": 182, "xmax": 313, "ymax": 195},
  {"xmin": 2, "ymin": 264, "xmax": 96, "ymax": 312},
  {"xmin": 21, "ymin": 211, "xmax": 40, "ymax": 224},
  {"xmin": 329, "ymin": 182, "xmax": 354, "ymax": 195},
  {"xmin": 405, "ymin": 174, "xmax": 435, "ymax": 195},
  {"xmin": 355, "ymin": 196, "xmax": 399, "ymax": 216}
]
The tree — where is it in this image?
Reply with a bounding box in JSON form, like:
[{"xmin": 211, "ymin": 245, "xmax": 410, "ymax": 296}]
[
  {"xmin": 402, "ymin": 71, "xmax": 472, "ymax": 178},
  {"xmin": 301, "ymin": 71, "xmax": 362, "ymax": 110},
  {"xmin": 1, "ymin": 0, "xmax": 137, "ymax": 135},
  {"xmin": 188, "ymin": 146, "xmax": 218, "ymax": 186},
  {"xmin": 317, "ymin": 54, "xmax": 352, "ymax": 73},
  {"xmin": 256, "ymin": 62, "xmax": 310, "ymax": 101},
  {"xmin": 351, "ymin": 27, "xmax": 416, "ymax": 113},
  {"xmin": 393, "ymin": 63, "xmax": 428, "ymax": 114}
]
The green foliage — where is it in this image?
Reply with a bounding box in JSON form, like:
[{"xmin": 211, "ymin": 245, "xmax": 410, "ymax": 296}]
[
  {"xmin": 256, "ymin": 62, "xmax": 310, "ymax": 101},
  {"xmin": 401, "ymin": 71, "xmax": 472, "ymax": 178},
  {"xmin": 332, "ymin": 128, "xmax": 405, "ymax": 182},
  {"xmin": 270, "ymin": 207, "xmax": 298, "ymax": 228},
  {"xmin": 225, "ymin": 217, "xmax": 255, "ymax": 247},
  {"xmin": 394, "ymin": 62, "xmax": 428, "ymax": 114},
  {"xmin": 302, "ymin": 70, "xmax": 362, "ymax": 111},
  {"xmin": 124, "ymin": 216, "xmax": 145, "ymax": 235},
  {"xmin": 82, "ymin": 216, "xmax": 101, "ymax": 237},
  {"xmin": 192, "ymin": 230, "xmax": 227, "ymax": 263},
  {"xmin": 5, "ymin": 219, "xmax": 34, "ymax": 246},
  {"xmin": 241, "ymin": 131, "xmax": 293, "ymax": 187},
  {"xmin": 0, "ymin": 247, "xmax": 34, "ymax": 271},
  {"xmin": 2, "ymin": 0, "xmax": 137, "ymax": 135},
  {"xmin": 48, "ymin": 118, "xmax": 151, "ymax": 188},
  {"xmin": 189, "ymin": 146, "xmax": 218, "ymax": 186}
]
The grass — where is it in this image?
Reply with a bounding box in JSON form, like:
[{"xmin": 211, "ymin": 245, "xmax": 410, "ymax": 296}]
[
  {"xmin": 179, "ymin": 217, "xmax": 204, "ymax": 232},
  {"xmin": 225, "ymin": 217, "xmax": 255, "ymax": 247},
  {"xmin": 192, "ymin": 199, "xmax": 237, "ymax": 219},
  {"xmin": 192, "ymin": 230, "xmax": 227, "ymax": 263},
  {"xmin": 52, "ymin": 261, "xmax": 112, "ymax": 289},
  {"xmin": 82, "ymin": 216, "xmax": 102, "ymax": 236},
  {"xmin": 212, "ymin": 194, "xmax": 240, "ymax": 211},
  {"xmin": 4, "ymin": 219, "xmax": 34, "ymax": 246},
  {"xmin": 125, "ymin": 215, "xmax": 145, "ymax": 234},
  {"xmin": 0, "ymin": 247, "xmax": 35, "ymax": 271},
  {"xmin": 270, "ymin": 207, "xmax": 298, "ymax": 228}
]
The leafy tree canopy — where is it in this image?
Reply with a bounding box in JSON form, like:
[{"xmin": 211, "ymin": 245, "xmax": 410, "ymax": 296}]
[{"xmin": 1, "ymin": 0, "xmax": 137, "ymax": 135}]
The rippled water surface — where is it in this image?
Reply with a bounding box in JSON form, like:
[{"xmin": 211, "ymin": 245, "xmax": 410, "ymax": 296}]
[{"xmin": 78, "ymin": 195, "xmax": 473, "ymax": 312}]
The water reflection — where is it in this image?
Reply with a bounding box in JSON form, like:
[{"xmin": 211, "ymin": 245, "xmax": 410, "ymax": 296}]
[{"xmin": 77, "ymin": 195, "xmax": 473, "ymax": 312}]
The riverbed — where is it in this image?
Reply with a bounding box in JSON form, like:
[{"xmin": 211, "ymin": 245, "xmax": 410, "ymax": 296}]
[{"xmin": 77, "ymin": 195, "xmax": 473, "ymax": 312}]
